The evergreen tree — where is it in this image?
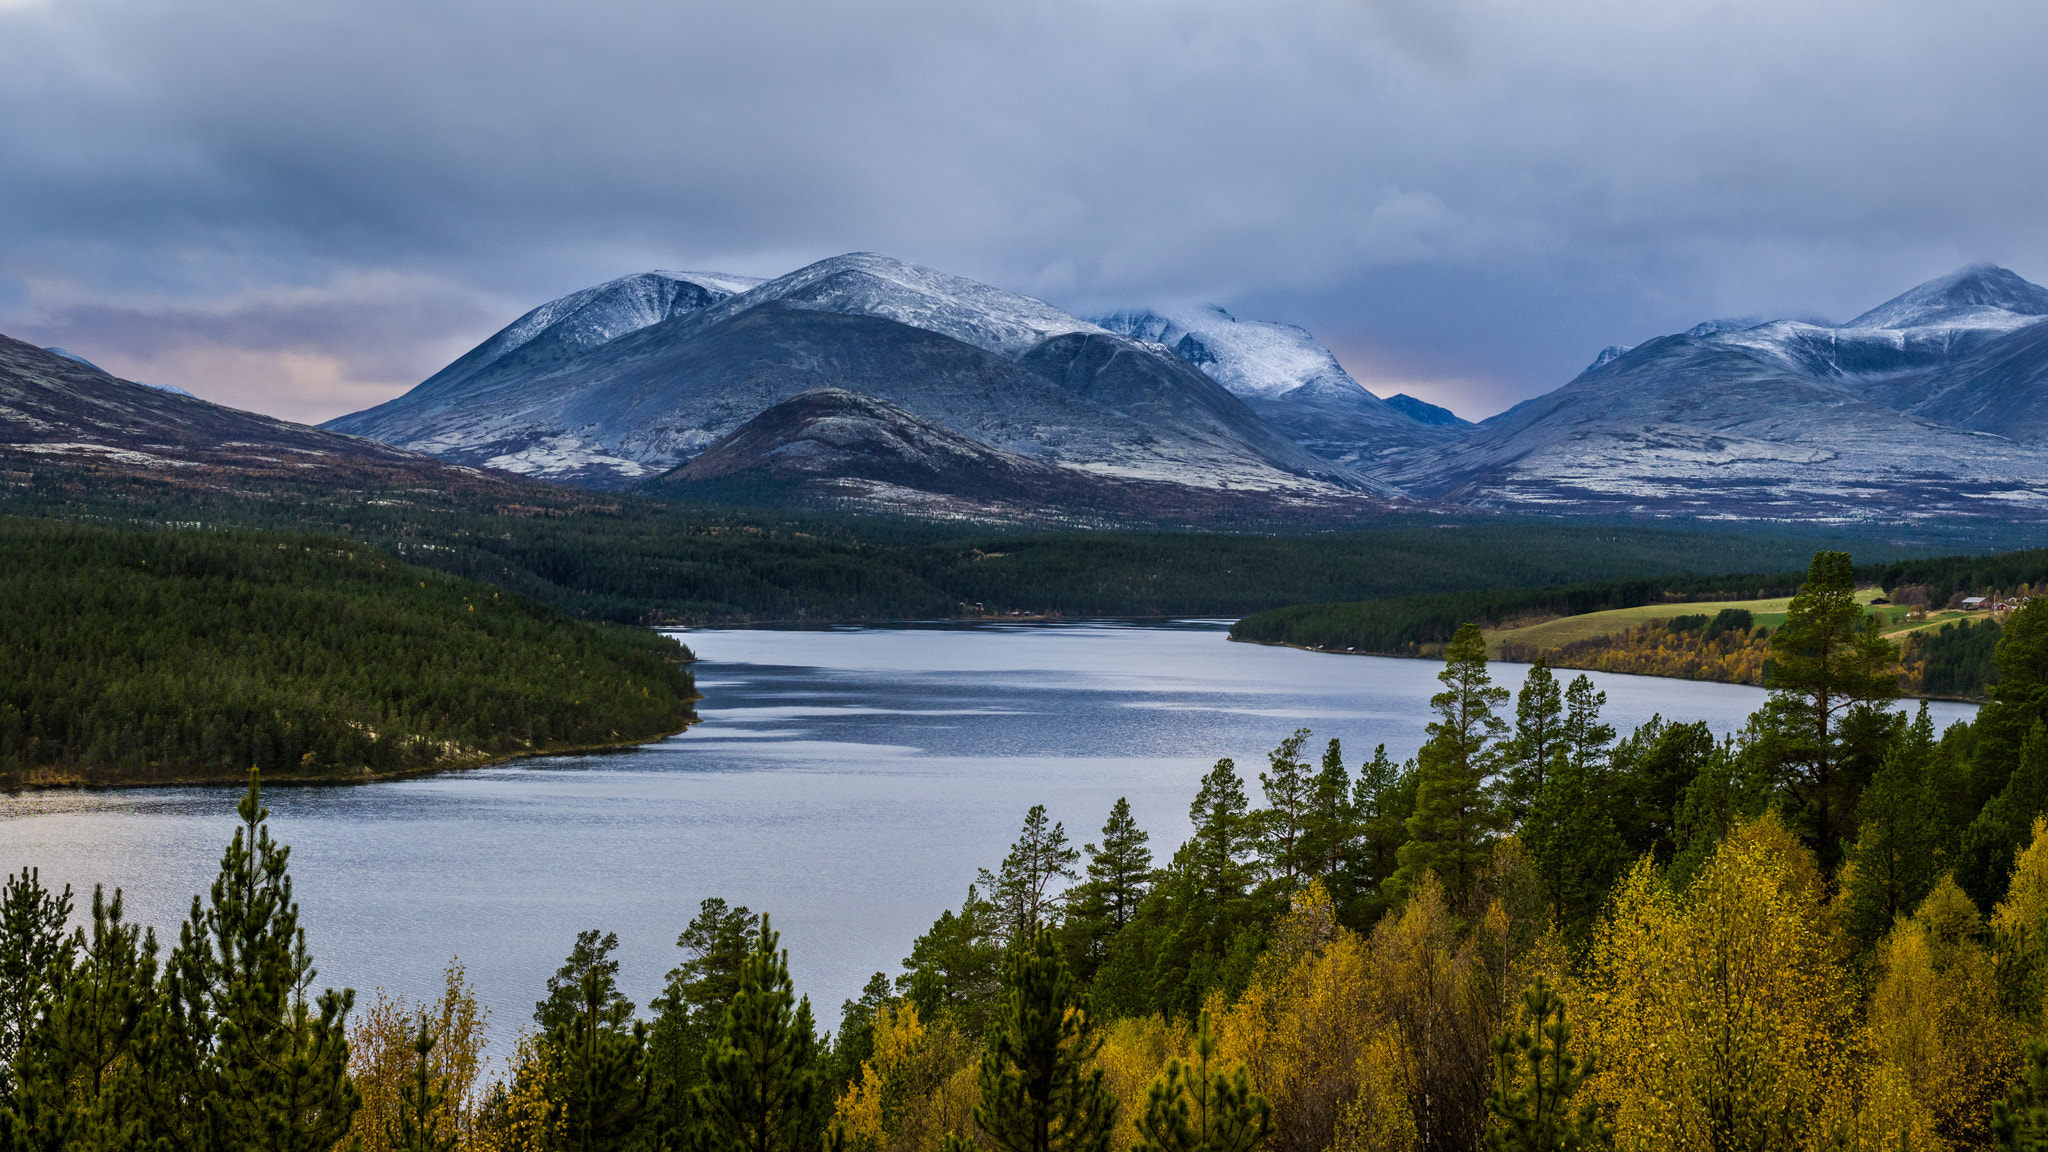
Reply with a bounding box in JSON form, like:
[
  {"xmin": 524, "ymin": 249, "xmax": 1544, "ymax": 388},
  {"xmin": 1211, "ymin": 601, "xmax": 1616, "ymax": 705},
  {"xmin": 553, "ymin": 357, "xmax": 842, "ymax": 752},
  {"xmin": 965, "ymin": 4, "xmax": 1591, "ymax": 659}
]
[
  {"xmin": 1131, "ymin": 1010, "xmax": 1271, "ymax": 1152},
  {"xmin": 1397, "ymin": 623, "xmax": 1509, "ymax": 908},
  {"xmin": 1302, "ymin": 739, "xmax": 1356, "ymax": 884},
  {"xmin": 1559, "ymin": 676, "xmax": 1614, "ymax": 774},
  {"xmin": 1761, "ymin": 551, "xmax": 1900, "ymax": 870},
  {"xmin": 535, "ymin": 928, "xmax": 633, "ymax": 1037},
  {"xmin": 823, "ymin": 973, "xmax": 893, "ymax": 1095},
  {"xmin": 388, "ymin": 1025, "xmax": 458, "ymax": 1152},
  {"xmin": 1606, "ymin": 717, "xmax": 1714, "ymax": 864},
  {"xmin": 0, "ymin": 869, "xmax": 71, "ymax": 1089},
  {"xmin": 981, "ymin": 807, "xmax": 1081, "ymax": 944},
  {"xmin": 552, "ymin": 962, "xmax": 652, "ymax": 1152},
  {"xmin": 1841, "ymin": 704, "xmax": 1945, "ymax": 945},
  {"xmin": 695, "ymin": 916, "xmax": 824, "ymax": 1152},
  {"xmin": 1958, "ymin": 723, "xmax": 2048, "ymax": 908},
  {"xmin": 1523, "ymin": 751, "xmax": 1626, "ymax": 942},
  {"xmin": 975, "ymin": 928, "xmax": 1118, "ymax": 1152},
  {"xmin": 1253, "ymin": 730, "xmax": 1316, "ymax": 892},
  {"xmin": 1503, "ymin": 659, "xmax": 1564, "ymax": 824},
  {"xmin": 899, "ymin": 885, "xmax": 1003, "ymax": 1036},
  {"xmin": 1483, "ymin": 981, "xmax": 1611, "ymax": 1152},
  {"xmin": 1188, "ymin": 761, "xmax": 1255, "ymax": 913},
  {"xmin": 1346, "ymin": 745, "xmax": 1415, "ymax": 924},
  {"xmin": 650, "ymin": 898, "xmax": 756, "ymax": 1097},
  {"xmin": 160, "ymin": 770, "xmax": 359, "ymax": 1150},
  {"xmin": 1, "ymin": 886, "xmax": 158, "ymax": 1149},
  {"xmin": 1064, "ymin": 800, "xmax": 1153, "ymax": 981}
]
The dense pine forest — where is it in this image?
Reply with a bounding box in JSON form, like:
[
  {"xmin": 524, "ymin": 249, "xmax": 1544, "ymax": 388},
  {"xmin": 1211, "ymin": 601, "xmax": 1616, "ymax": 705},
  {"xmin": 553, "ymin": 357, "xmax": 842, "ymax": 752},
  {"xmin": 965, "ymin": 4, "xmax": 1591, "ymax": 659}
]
[
  {"xmin": 0, "ymin": 466, "xmax": 1883, "ymax": 623},
  {"xmin": 15, "ymin": 551, "xmax": 2048, "ymax": 1149},
  {"xmin": 0, "ymin": 517, "xmax": 697, "ymax": 786}
]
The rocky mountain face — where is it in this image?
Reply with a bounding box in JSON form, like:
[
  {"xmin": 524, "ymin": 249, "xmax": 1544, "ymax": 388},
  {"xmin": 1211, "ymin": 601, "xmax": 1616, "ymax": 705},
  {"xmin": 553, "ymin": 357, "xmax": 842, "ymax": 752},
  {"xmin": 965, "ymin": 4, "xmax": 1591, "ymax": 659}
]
[
  {"xmin": 326, "ymin": 253, "xmax": 1391, "ymax": 504},
  {"xmin": 1406, "ymin": 265, "xmax": 2048, "ymax": 522},
  {"xmin": 0, "ymin": 333, "xmax": 502, "ymax": 491}
]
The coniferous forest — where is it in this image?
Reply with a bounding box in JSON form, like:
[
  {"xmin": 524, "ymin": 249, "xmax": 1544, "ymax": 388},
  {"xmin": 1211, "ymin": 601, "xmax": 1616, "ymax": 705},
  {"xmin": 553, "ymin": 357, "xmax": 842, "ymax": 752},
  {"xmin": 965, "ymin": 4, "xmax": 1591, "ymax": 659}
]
[
  {"xmin": 16, "ymin": 551, "xmax": 2048, "ymax": 1149},
  {"xmin": 0, "ymin": 517, "xmax": 698, "ymax": 786}
]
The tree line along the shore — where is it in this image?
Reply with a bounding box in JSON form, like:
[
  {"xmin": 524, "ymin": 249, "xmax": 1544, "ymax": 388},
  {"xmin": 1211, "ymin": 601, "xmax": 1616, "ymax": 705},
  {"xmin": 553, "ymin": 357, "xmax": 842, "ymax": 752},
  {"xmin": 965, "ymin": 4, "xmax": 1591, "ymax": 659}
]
[
  {"xmin": 17, "ymin": 550, "xmax": 2048, "ymax": 1149},
  {"xmin": 0, "ymin": 517, "xmax": 698, "ymax": 787}
]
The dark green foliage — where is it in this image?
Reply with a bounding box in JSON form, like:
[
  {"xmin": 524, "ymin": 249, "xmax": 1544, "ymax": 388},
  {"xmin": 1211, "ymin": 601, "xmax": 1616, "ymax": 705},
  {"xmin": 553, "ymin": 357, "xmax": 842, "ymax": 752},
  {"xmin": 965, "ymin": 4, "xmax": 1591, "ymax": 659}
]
[
  {"xmin": 1911, "ymin": 618, "xmax": 2002, "ymax": 700},
  {"xmin": 1483, "ymin": 981, "xmax": 1611, "ymax": 1152},
  {"xmin": 1344, "ymin": 746, "xmax": 1416, "ymax": 925},
  {"xmin": 981, "ymin": 806, "xmax": 1081, "ymax": 945},
  {"xmin": 160, "ymin": 771, "xmax": 360, "ymax": 1150},
  {"xmin": 1759, "ymin": 551, "xmax": 1901, "ymax": 871},
  {"xmin": 1253, "ymin": 731, "xmax": 1316, "ymax": 893},
  {"xmin": 389, "ymin": 1026, "xmax": 458, "ymax": 1152},
  {"xmin": 899, "ymin": 886, "xmax": 1004, "ymax": 1036},
  {"xmin": 1064, "ymin": 800, "xmax": 1153, "ymax": 982},
  {"xmin": 552, "ymin": 962, "xmax": 654, "ymax": 1152},
  {"xmin": 1132, "ymin": 1010, "xmax": 1272, "ymax": 1152},
  {"xmin": 1874, "ymin": 549, "xmax": 2048, "ymax": 611},
  {"xmin": 1522, "ymin": 750, "xmax": 1626, "ymax": 944},
  {"xmin": 975, "ymin": 928, "xmax": 1118, "ymax": 1152},
  {"xmin": 824, "ymin": 973, "xmax": 894, "ymax": 1095},
  {"xmin": 651, "ymin": 899, "xmax": 757, "ymax": 1100},
  {"xmin": 1701, "ymin": 609, "xmax": 1754, "ymax": 644},
  {"xmin": 0, "ymin": 517, "xmax": 695, "ymax": 784},
  {"xmin": 1994, "ymin": 1036, "xmax": 2048, "ymax": 1152},
  {"xmin": 1667, "ymin": 614, "xmax": 1708, "ymax": 634},
  {"xmin": 694, "ymin": 916, "xmax": 825, "ymax": 1152},
  {"xmin": 1396, "ymin": 624, "xmax": 1509, "ymax": 908},
  {"xmin": 1503, "ymin": 661, "xmax": 1564, "ymax": 824},
  {"xmin": 1958, "ymin": 726, "xmax": 2048, "ymax": 909},
  {"xmin": 1843, "ymin": 705, "xmax": 1947, "ymax": 946},
  {"xmin": 0, "ymin": 871, "xmax": 70, "ymax": 1084},
  {"xmin": 536, "ymin": 929, "xmax": 634, "ymax": 1037},
  {"xmin": 1605, "ymin": 717, "xmax": 1714, "ymax": 865},
  {"xmin": 1301, "ymin": 740, "xmax": 1357, "ymax": 887}
]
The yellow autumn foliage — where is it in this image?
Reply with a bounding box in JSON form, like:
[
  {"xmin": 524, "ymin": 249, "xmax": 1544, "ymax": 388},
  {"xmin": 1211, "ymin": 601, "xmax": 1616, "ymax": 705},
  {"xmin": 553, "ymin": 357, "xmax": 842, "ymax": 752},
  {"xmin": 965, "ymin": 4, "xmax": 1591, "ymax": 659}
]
[
  {"xmin": 834, "ymin": 1002, "xmax": 979, "ymax": 1152},
  {"xmin": 347, "ymin": 961, "xmax": 491, "ymax": 1152},
  {"xmin": 1573, "ymin": 813, "xmax": 1871, "ymax": 1152},
  {"xmin": 469, "ymin": 1033, "xmax": 565, "ymax": 1152},
  {"xmin": 1094, "ymin": 1014, "xmax": 1191, "ymax": 1147}
]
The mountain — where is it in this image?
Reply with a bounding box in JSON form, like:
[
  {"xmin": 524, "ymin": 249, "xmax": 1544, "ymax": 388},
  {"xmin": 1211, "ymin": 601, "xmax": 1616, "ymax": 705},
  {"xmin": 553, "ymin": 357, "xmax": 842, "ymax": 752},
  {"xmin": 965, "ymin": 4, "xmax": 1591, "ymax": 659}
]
[
  {"xmin": 42, "ymin": 347, "xmax": 194, "ymax": 396},
  {"xmin": 328, "ymin": 253, "xmax": 1389, "ymax": 502},
  {"xmin": 653, "ymin": 388, "xmax": 1379, "ymax": 524},
  {"xmin": 1092, "ymin": 305, "xmax": 1461, "ymax": 469},
  {"xmin": 1406, "ymin": 265, "xmax": 2048, "ymax": 522},
  {"xmin": 0, "ymin": 333, "xmax": 509, "ymax": 491},
  {"xmin": 1384, "ymin": 394, "xmax": 1467, "ymax": 427}
]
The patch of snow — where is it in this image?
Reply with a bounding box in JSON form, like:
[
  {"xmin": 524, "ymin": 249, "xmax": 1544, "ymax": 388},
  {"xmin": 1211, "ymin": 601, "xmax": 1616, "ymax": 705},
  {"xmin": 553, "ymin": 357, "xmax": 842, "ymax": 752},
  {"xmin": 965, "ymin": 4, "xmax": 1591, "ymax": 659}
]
[{"xmin": 1093, "ymin": 305, "xmax": 1369, "ymax": 400}]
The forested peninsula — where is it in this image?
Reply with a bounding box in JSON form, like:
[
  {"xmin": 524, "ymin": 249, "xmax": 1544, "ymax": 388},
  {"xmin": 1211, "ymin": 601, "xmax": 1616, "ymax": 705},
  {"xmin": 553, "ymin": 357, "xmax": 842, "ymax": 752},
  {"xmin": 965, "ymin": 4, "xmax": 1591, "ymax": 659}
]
[
  {"xmin": 0, "ymin": 517, "xmax": 698, "ymax": 787},
  {"xmin": 13, "ymin": 550, "xmax": 2048, "ymax": 1150}
]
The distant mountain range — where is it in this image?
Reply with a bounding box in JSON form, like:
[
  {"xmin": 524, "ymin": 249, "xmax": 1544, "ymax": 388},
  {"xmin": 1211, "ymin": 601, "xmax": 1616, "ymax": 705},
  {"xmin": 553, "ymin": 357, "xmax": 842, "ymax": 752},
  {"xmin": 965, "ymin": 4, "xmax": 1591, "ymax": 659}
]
[{"xmin": 9, "ymin": 254, "xmax": 2048, "ymax": 527}]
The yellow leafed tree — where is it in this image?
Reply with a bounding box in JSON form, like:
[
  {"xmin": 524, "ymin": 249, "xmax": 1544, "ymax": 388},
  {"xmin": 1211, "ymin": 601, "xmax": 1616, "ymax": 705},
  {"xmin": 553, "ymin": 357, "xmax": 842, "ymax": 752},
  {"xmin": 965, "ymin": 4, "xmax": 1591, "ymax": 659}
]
[
  {"xmin": 835, "ymin": 1001, "xmax": 979, "ymax": 1152},
  {"xmin": 347, "ymin": 960, "xmax": 491, "ymax": 1151}
]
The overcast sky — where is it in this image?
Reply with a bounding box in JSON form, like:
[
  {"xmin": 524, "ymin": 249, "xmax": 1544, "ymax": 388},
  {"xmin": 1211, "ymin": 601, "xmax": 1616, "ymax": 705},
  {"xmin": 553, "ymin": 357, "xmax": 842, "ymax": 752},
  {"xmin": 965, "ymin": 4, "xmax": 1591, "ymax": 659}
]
[{"xmin": 3, "ymin": 0, "xmax": 2045, "ymax": 423}]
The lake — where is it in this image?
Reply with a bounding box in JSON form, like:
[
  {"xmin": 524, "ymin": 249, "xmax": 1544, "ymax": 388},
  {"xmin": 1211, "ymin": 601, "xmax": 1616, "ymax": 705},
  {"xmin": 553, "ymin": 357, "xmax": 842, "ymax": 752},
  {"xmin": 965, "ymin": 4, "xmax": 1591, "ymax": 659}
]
[{"xmin": 0, "ymin": 620, "xmax": 1977, "ymax": 1056}]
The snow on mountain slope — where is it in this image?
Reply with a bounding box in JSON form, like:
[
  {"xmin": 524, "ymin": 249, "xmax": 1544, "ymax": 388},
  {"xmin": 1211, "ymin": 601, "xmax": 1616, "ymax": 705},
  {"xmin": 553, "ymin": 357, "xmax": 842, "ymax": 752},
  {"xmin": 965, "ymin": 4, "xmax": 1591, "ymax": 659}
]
[
  {"xmin": 1092, "ymin": 305, "xmax": 1461, "ymax": 474},
  {"xmin": 323, "ymin": 255, "xmax": 1390, "ymax": 505},
  {"xmin": 1405, "ymin": 266, "xmax": 2048, "ymax": 521},
  {"xmin": 42, "ymin": 347, "xmax": 193, "ymax": 396},
  {"xmin": 692, "ymin": 252, "xmax": 1102, "ymax": 358}
]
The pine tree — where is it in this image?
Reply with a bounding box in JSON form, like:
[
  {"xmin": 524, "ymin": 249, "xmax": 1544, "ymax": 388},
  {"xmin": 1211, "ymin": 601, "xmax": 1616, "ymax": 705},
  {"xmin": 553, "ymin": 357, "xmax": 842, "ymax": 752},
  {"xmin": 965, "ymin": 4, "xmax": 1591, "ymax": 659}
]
[
  {"xmin": 1346, "ymin": 745, "xmax": 1415, "ymax": 922},
  {"xmin": 1253, "ymin": 730, "xmax": 1315, "ymax": 892},
  {"xmin": 975, "ymin": 928, "xmax": 1118, "ymax": 1152},
  {"xmin": 650, "ymin": 898, "xmax": 756, "ymax": 1098},
  {"xmin": 1131, "ymin": 1010, "xmax": 1271, "ymax": 1152},
  {"xmin": 1842, "ymin": 705, "xmax": 1944, "ymax": 945},
  {"xmin": 1504, "ymin": 659, "xmax": 1564, "ymax": 824},
  {"xmin": 1302, "ymin": 739, "xmax": 1355, "ymax": 884},
  {"xmin": 1483, "ymin": 980, "xmax": 1611, "ymax": 1152},
  {"xmin": 0, "ymin": 868, "xmax": 72, "ymax": 1086},
  {"xmin": 1523, "ymin": 751, "xmax": 1625, "ymax": 941},
  {"xmin": 1560, "ymin": 676, "xmax": 1614, "ymax": 774},
  {"xmin": 1065, "ymin": 800, "xmax": 1154, "ymax": 980},
  {"xmin": 1762, "ymin": 550, "xmax": 1900, "ymax": 871},
  {"xmin": 388, "ymin": 1024, "xmax": 458, "ymax": 1152},
  {"xmin": 1397, "ymin": 624, "xmax": 1509, "ymax": 908},
  {"xmin": 695, "ymin": 915, "xmax": 825, "ymax": 1152},
  {"xmin": 1995, "ymin": 1036, "xmax": 2048, "ymax": 1151},
  {"xmin": 898, "ymin": 885, "xmax": 1004, "ymax": 1036},
  {"xmin": 161, "ymin": 770, "xmax": 359, "ymax": 1150},
  {"xmin": 535, "ymin": 929, "xmax": 633, "ymax": 1037},
  {"xmin": 1, "ymin": 886, "xmax": 158, "ymax": 1148},
  {"xmin": 981, "ymin": 807, "xmax": 1081, "ymax": 944},
  {"xmin": 1188, "ymin": 760, "xmax": 1255, "ymax": 912},
  {"xmin": 552, "ymin": 962, "xmax": 652, "ymax": 1152}
]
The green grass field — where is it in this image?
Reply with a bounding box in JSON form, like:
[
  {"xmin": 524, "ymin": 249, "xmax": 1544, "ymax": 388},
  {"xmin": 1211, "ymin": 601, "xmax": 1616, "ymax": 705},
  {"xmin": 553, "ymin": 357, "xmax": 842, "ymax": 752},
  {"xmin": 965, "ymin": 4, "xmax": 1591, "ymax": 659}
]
[{"xmin": 1481, "ymin": 589, "xmax": 1962, "ymax": 655}]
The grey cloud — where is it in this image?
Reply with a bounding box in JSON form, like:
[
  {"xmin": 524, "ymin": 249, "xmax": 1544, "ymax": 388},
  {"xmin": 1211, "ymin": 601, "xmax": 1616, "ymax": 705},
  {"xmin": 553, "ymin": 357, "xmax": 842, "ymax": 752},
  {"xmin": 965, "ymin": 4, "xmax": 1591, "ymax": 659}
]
[{"xmin": 2, "ymin": 0, "xmax": 2045, "ymax": 420}]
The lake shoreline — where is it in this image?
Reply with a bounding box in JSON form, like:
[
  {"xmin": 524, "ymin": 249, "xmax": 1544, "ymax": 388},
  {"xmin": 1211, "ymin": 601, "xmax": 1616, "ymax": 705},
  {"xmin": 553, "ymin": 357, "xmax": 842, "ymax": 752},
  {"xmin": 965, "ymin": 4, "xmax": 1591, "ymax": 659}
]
[
  {"xmin": 1226, "ymin": 635, "xmax": 1988, "ymax": 704},
  {"xmin": 0, "ymin": 720, "xmax": 700, "ymax": 795}
]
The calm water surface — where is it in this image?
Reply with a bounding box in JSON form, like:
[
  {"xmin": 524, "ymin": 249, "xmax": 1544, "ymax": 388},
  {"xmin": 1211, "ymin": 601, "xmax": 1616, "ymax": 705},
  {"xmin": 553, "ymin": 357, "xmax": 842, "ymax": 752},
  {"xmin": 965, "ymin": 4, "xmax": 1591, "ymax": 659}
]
[{"xmin": 0, "ymin": 621, "xmax": 1977, "ymax": 1054}]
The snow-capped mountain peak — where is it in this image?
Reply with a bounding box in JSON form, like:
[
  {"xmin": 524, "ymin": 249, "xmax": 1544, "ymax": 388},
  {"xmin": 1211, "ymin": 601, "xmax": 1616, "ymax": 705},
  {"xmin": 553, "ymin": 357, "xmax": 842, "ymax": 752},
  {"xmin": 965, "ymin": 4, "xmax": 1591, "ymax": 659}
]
[
  {"xmin": 1846, "ymin": 264, "xmax": 2048, "ymax": 332},
  {"xmin": 1092, "ymin": 305, "xmax": 1366, "ymax": 400},
  {"xmin": 698, "ymin": 253, "xmax": 1103, "ymax": 359}
]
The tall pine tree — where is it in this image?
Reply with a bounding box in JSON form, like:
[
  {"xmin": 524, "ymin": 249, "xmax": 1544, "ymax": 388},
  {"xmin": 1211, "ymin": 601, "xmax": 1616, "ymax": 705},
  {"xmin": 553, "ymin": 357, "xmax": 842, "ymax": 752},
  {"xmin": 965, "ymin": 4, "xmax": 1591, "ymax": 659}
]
[
  {"xmin": 974, "ymin": 928, "xmax": 1117, "ymax": 1152},
  {"xmin": 1396, "ymin": 624, "xmax": 1509, "ymax": 908},
  {"xmin": 981, "ymin": 807, "xmax": 1081, "ymax": 945},
  {"xmin": 1503, "ymin": 660, "xmax": 1564, "ymax": 824},
  {"xmin": 694, "ymin": 916, "xmax": 825, "ymax": 1152}
]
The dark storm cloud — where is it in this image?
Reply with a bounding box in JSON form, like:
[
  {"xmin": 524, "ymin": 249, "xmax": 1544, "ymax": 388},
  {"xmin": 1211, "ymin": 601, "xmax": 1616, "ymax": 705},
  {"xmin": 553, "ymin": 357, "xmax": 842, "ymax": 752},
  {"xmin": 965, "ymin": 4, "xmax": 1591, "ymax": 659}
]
[{"xmin": 3, "ymin": 0, "xmax": 2046, "ymax": 421}]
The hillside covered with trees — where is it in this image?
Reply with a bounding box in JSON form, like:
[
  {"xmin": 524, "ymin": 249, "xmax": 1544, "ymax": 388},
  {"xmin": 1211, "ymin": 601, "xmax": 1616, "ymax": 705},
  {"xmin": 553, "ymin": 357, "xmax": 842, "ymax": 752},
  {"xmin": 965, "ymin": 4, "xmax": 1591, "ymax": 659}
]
[
  {"xmin": 0, "ymin": 517, "xmax": 697, "ymax": 786},
  {"xmin": 15, "ymin": 552, "xmax": 2048, "ymax": 1149}
]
